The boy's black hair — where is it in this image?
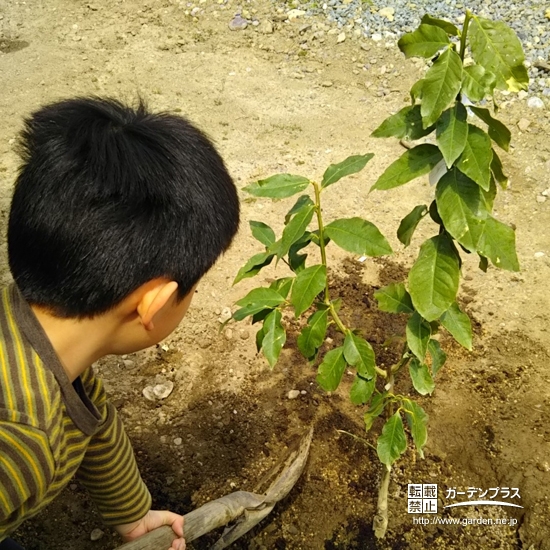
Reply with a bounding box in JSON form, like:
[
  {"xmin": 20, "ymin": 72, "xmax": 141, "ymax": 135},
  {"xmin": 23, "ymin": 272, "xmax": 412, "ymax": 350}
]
[{"xmin": 8, "ymin": 97, "xmax": 240, "ymax": 317}]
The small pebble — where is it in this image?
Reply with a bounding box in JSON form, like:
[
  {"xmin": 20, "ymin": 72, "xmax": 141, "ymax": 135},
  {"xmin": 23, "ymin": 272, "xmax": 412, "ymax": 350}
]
[
  {"xmin": 321, "ymin": 80, "xmax": 333, "ymax": 87},
  {"xmin": 527, "ymin": 97, "xmax": 545, "ymax": 109},
  {"xmin": 287, "ymin": 9, "xmax": 306, "ymax": 20},
  {"xmin": 239, "ymin": 329, "xmax": 250, "ymax": 340},
  {"xmin": 90, "ymin": 529, "xmax": 104, "ymax": 542},
  {"xmin": 536, "ymin": 195, "xmax": 547, "ymax": 203},
  {"xmin": 174, "ymin": 437, "xmax": 183, "ymax": 446},
  {"xmin": 517, "ymin": 118, "xmax": 531, "ymax": 131},
  {"xmin": 218, "ymin": 306, "xmax": 232, "ymax": 323},
  {"xmin": 337, "ymin": 32, "xmax": 346, "ymax": 44},
  {"xmin": 287, "ymin": 389, "xmax": 300, "ymax": 399},
  {"xmin": 534, "ymin": 252, "xmax": 545, "ymax": 258},
  {"xmin": 229, "ymin": 15, "xmax": 247, "ymax": 31}
]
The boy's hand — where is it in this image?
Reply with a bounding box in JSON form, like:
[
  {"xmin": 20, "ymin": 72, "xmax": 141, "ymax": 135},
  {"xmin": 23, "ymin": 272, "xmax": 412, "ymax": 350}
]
[{"xmin": 114, "ymin": 509, "xmax": 185, "ymax": 550}]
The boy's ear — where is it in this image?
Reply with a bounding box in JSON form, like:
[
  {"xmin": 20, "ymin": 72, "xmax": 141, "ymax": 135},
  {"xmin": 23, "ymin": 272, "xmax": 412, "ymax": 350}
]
[{"xmin": 136, "ymin": 280, "xmax": 179, "ymax": 331}]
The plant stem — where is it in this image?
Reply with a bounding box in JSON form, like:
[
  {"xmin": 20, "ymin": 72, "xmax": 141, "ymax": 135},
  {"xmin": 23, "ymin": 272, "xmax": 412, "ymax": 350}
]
[
  {"xmin": 312, "ymin": 181, "xmax": 329, "ymax": 303},
  {"xmin": 311, "ymin": 181, "xmax": 387, "ymax": 378},
  {"xmin": 459, "ymin": 10, "xmax": 472, "ymax": 61},
  {"xmin": 336, "ymin": 429, "xmax": 377, "ymax": 451},
  {"xmin": 373, "ymin": 466, "xmax": 391, "ymax": 538}
]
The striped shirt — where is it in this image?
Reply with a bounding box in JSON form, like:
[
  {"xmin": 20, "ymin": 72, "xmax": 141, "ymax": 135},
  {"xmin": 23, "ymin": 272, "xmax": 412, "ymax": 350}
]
[{"xmin": 0, "ymin": 284, "xmax": 152, "ymax": 541}]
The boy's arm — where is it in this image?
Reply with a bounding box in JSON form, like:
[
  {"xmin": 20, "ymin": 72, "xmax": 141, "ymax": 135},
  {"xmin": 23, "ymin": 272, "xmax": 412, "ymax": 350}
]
[
  {"xmin": 76, "ymin": 368, "xmax": 185, "ymax": 549},
  {"xmin": 0, "ymin": 421, "xmax": 55, "ymax": 530},
  {"xmin": 75, "ymin": 398, "xmax": 153, "ymax": 525}
]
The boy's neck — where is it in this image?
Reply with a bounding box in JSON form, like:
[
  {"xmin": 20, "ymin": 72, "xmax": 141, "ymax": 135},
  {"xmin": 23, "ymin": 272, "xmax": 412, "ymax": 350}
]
[{"xmin": 31, "ymin": 306, "xmax": 117, "ymax": 382}]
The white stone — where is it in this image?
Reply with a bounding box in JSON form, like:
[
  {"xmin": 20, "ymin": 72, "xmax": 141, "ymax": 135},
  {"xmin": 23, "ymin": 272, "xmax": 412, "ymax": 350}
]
[
  {"xmin": 174, "ymin": 437, "xmax": 183, "ymax": 446},
  {"xmin": 534, "ymin": 252, "xmax": 545, "ymax": 258},
  {"xmin": 372, "ymin": 33, "xmax": 382, "ymax": 42},
  {"xmin": 337, "ymin": 32, "xmax": 346, "ymax": 44},
  {"xmin": 286, "ymin": 9, "xmax": 305, "ymax": 20},
  {"xmin": 142, "ymin": 386, "xmax": 156, "ymax": 401},
  {"xmin": 153, "ymin": 381, "xmax": 174, "ymax": 399},
  {"xmin": 518, "ymin": 90, "xmax": 529, "ymax": 100},
  {"xmin": 378, "ymin": 7, "xmax": 395, "ymax": 21},
  {"xmin": 90, "ymin": 529, "xmax": 104, "ymax": 541},
  {"xmin": 218, "ymin": 306, "xmax": 232, "ymax": 323},
  {"xmin": 287, "ymin": 389, "xmax": 300, "ymax": 399},
  {"xmin": 527, "ymin": 97, "xmax": 545, "ymax": 109}
]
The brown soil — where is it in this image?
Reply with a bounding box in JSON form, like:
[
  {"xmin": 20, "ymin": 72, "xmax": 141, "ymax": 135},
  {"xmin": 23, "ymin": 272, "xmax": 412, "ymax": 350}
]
[{"xmin": 1, "ymin": 1, "xmax": 550, "ymax": 549}]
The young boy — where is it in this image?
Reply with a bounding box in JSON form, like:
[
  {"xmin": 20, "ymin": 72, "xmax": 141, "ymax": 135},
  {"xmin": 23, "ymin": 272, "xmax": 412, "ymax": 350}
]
[{"xmin": 0, "ymin": 97, "xmax": 240, "ymax": 549}]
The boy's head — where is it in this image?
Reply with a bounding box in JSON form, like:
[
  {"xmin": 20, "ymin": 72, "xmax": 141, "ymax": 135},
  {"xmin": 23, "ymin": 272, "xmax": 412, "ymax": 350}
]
[{"xmin": 8, "ymin": 97, "xmax": 240, "ymax": 319}]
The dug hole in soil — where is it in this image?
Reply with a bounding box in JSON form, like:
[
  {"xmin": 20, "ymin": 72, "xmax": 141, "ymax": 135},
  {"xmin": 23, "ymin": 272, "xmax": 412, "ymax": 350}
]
[{"xmin": 1, "ymin": 0, "xmax": 550, "ymax": 549}]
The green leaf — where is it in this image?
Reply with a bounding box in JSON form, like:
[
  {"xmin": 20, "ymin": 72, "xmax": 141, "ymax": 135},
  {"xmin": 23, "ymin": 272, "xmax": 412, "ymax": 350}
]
[
  {"xmin": 469, "ymin": 106, "xmax": 511, "ymax": 152},
  {"xmin": 491, "ymin": 150, "xmax": 508, "ymax": 189},
  {"xmin": 377, "ymin": 412, "xmax": 407, "ymax": 469},
  {"xmin": 371, "ymin": 105, "xmax": 434, "ymax": 141},
  {"xmin": 469, "ymin": 16, "xmax": 529, "ymax": 92},
  {"xmin": 233, "ymin": 252, "xmax": 275, "ymax": 284},
  {"xmin": 243, "ymin": 174, "xmax": 310, "ymax": 198},
  {"xmin": 440, "ymin": 302, "xmax": 473, "ymax": 350},
  {"xmin": 350, "ymin": 377, "xmax": 376, "ymax": 406},
  {"xmin": 371, "ymin": 144, "xmax": 443, "ymax": 191},
  {"xmin": 269, "ymin": 277, "xmax": 294, "ymax": 299},
  {"xmin": 291, "ymin": 264, "xmax": 327, "ymax": 317},
  {"xmin": 482, "ymin": 178, "xmax": 497, "ymax": 211},
  {"xmin": 279, "ymin": 204, "xmax": 315, "ymax": 258},
  {"xmin": 461, "ymin": 64, "xmax": 496, "ymax": 102},
  {"xmin": 436, "ymin": 168, "xmax": 489, "ymax": 252},
  {"xmin": 249, "ymin": 221, "xmax": 276, "ymax": 247},
  {"xmin": 297, "ymin": 309, "xmax": 329, "ymax": 358},
  {"xmin": 402, "ymin": 398, "xmax": 429, "ymax": 458},
  {"xmin": 398, "ymin": 24, "xmax": 450, "ymax": 58},
  {"xmin": 343, "ymin": 332, "xmax": 376, "ymax": 379},
  {"xmin": 233, "ymin": 286, "xmax": 284, "ymax": 320},
  {"xmin": 233, "ymin": 303, "xmax": 273, "ymax": 322},
  {"xmin": 285, "ymin": 195, "xmax": 314, "ymax": 224},
  {"xmin": 374, "ymin": 283, "xmax": 414, "ymax": 314},
  {"xmin": 321, "ymin": 154, "xmax": 374, "ymax": 188},
  {"xmin": 421, "ymin": 14, "xmax": 459, "ymax": 36},
  {"xmin": 406, "ymin": 312, "xmax": 431, "ymax": 361},
  {"xmin": 261, "ymin": 309, "xmax": 286, "ymax": 368},
  {"xmin": 421, "ymin": 48, "xmax": 463, "ymax": 128},
  {"xmin": 409, "ymin": 358, "xmax": 435, "ymax": 396},
  {"xmin": 478, "ymin": 254, "xmax": 489, "ymax": 273},
  {"xmin": 364, "ymin": 393, "xmax": 387, "ymax": 432},
  {"xmin": 408, "ymin": 234, "xmax": 460, "ymax": 321},
  {"xmin": 410, "ymin": 79, "xmax": 425, "ymax": 104},
  {"xmin": 252, "ymin": 308, "xmax": 272, "ymax": 325},
  {"xmin": 288, "ymin": 232, "xmax": 312, "ymax": 274},
  {"xmin": 255, "ymin": 325, "xmax": 266, "ymax": 352},
  {"xmin": 324, "ymin": 217, "xmax": 392, "ymax": 257},
  {"xmin": 397, "ymin": 205, "xmax": 428, "ymax": 247},
  {"xmin": 477, "ymin": 215, "xmax": 519, "ymax": 271},
  {"xmin": 456, "ymin": 125, "xmax": 493, "ymax": 191},
  {"xmin": 235, "ymin": 287, "xmax": 286, "ymax": 308},
  {"xmin": 316, "ymin": 346, "xmax": 347, "ymax": 392},
  {"xmin": 436, "ymin": 103, "xmax": 468, "ymax": 168},
  {"xmin": 427, "ymin": 339, "xmax": 447, "ymax": 376}
]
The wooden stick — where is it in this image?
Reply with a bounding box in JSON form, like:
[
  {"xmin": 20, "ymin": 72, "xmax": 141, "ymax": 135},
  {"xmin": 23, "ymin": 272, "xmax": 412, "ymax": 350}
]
[{"xmin": 116, "ymin": 428, "xmax": 313, "ymax": 550}]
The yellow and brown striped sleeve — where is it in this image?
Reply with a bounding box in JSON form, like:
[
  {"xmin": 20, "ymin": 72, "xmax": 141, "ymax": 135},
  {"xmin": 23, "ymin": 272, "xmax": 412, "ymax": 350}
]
[
  {"xmin": 76, "ymin": 369, "xmax": 151, "ymax": 526},
  {"xmin": 0, "ymin": 421, "xmax": 55, "ymax": 526}
]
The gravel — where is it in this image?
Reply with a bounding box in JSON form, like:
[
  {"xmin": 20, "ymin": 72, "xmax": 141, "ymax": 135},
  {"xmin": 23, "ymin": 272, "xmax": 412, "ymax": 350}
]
[{"xmin": 286, "ymin": 0, "xmax": 550, "ymax": 95}]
